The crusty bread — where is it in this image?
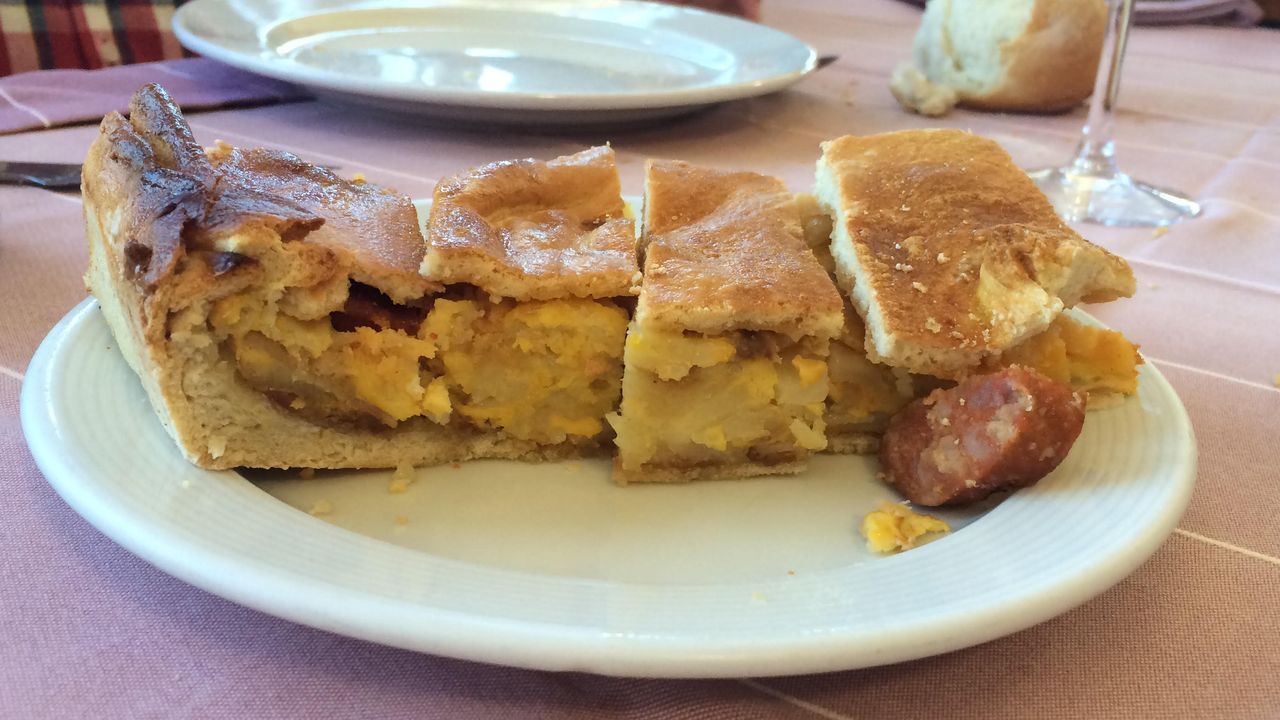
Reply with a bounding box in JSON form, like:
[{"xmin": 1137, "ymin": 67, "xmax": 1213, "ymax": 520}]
[
  {"xmin": 891, "ymin": 0, "xmax": 1107, "ymax": 116},
  {"xmin": 638, "ymin": 159, "xmax": 844, "ymax": 340},
  {"xmin": 813, "ymin": 129, "xmax": 1135, "ymax": 379},
  {"xmin": 421, "ymin": 146, "xmax": 639, "ymax": 301},
  {"xmin": 83, "ymin": 84, "xmax": 603, "ymax": 470}
]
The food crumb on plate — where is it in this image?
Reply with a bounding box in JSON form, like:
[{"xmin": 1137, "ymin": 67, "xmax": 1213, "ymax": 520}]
[
  {"xmin": 860, "ymin": 501, "xmax": 950, "ymax": 554},
  {"xmin": 388, "ymin": 462, "xmax": 416, "ymax": 493},
  {"xmin": 308, "ymin": 499, "xmax": 333, "ymax": 516},
  {"xmin": 299, "ymin": 468, "xmax": 315, "ymax": 480}
]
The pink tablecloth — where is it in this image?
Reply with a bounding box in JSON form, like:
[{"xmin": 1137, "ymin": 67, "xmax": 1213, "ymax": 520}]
[
  {"xmin": 2, "ymin": 1, "xmax": 1279, "ymax": 717},
  {"xmin": 0, "ymin": 58, "xmax": 307, "ymax": 135}
]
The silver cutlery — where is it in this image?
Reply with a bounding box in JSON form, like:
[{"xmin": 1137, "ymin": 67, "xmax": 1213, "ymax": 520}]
[
  {"xmin": 0, "ymin": 160, "xmax": 345, "ymax": 192},
  {"xmin": 0, "ymin": 161, "xmax": 83, "ymax": 191}
]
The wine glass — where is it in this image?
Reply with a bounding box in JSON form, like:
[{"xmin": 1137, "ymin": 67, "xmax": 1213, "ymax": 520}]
[{"xmin": 1027, "ymin": 0, "xmax": 1201, "ymax": 227}]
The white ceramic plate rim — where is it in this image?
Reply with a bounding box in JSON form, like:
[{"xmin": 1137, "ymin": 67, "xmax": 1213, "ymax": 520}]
[
  {"xmin": 22, "ymin": 299, "xmax": 1196, "ymax": 677},
  {"xmin": 171, "ymin": 0, "xmax": 819, "ymax": 111}
]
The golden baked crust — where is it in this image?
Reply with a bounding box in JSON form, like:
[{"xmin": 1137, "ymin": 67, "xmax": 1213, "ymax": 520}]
[
  {"xmin": 421, "ymin": 146, "xmax": 639, "ymax": 300},
  {"xmin": 814, "ymin": 129, "xmax": 1135, "ymax": 378},
  {"xmin": 86, "ymin": 85, "xmax": 323, "ymax": 334},
  {"xmin": 208, "ymin": 144, "xmax": 435, "ymax": 303},
  {"xmin": 639, "ymin": 159, "xmax": 844, "ymax": 340}
]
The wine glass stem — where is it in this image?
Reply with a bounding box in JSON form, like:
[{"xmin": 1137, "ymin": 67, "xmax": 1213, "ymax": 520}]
[{"xmin": 1073, "ymin": 0, "xmax": 1134, "ymax": 177}]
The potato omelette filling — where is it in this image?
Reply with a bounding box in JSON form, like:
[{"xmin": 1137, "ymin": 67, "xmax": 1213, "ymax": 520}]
[
  {"xmin": 423, "ymin": 292, "xmax": 629, "ymax": 445},
  {"xmin": 798, "ymin": 194, "xmax": 917, "ymax": 437},
  {"xmin": 609, "ymin": 325, "xmax": 831, "ymax": 472},
  {"xmin": 995, "ymin": 314, "xmax": 1142, "ymax": 399},
  {"xmin": 826, "ymin": 311, "xmax": 917, "ymax": 436},
  {"xmin": 209, "ymin": 276, "xmax": 448, "ymax": 429}
]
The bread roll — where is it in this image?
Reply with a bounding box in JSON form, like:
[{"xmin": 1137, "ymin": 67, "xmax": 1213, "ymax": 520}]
[{"xmin": 891, "ymin": 0, "xmax": 1108, "ymax": 116}]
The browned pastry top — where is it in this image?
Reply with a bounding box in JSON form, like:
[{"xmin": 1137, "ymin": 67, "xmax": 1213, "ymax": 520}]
[
  {"xmin": 819, "ymin": 129, "xmax": 1135, "ymax": 376},
  {"xmin": 639, "ymin": 159, "xmax": 844, "ymax": 339},
  {"xmin": 88, "ymin": 83, "xmax": 434, "ymax": 302},
  {"xmin": 422, "ymin": 146, "xmax": 639, "ymax": 300},
  {"xmin": 209, "ymin": 145, "xmax": 435, "ymax": 300}
]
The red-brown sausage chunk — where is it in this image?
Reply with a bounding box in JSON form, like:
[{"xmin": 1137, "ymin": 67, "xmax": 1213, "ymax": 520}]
[{"xmin": 879, "ymin": 366, "xmax": 1086, "ymax": 506}]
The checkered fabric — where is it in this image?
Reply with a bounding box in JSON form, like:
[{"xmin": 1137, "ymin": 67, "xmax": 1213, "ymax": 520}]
[{"xmin": 0, "ymin": 0, "xmax": 189, "ymax": 76}]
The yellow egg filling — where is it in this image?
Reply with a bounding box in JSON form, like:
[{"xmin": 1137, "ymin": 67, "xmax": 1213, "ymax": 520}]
[
  {"xmin": 210, "ymin": 286, "xmax": 446, "ymax": 427},
  {"xmin": 825, "ymin": 312, "xmax": 916, "ymax": 434},
  {"xmin": 998, "ymin": 314, "xmax": 1142, "ymax": 398},
  {"xmin": 426, "ymin": 296, "xmax": 629, "ymax": 444},
  {"xmin": 609, "ymin": 324, "xmax": 831, "ymax": 472}
]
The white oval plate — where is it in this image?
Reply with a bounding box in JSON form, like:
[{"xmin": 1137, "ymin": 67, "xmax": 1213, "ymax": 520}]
[
  {"xmin": 22, "ymin": 299, "xmax": 1195, "ymax": 677},
  {"xmin": 172, "ymin": 0, "xmax": 818, "ymax": 124}
]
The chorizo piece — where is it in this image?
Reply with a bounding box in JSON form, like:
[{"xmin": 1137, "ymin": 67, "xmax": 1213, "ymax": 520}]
[
  {"xmin": 330, "ymin": 282, "xmax": 428, "ymax": 334},
  {"xmin": 879, "ymin": 366, "xmax": 1086, "ymax": 506}
]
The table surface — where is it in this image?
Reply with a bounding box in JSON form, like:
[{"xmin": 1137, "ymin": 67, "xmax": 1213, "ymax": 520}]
[{"xmin": 2, "ymin": 1, "xmax": 1279, "ymax": 718}]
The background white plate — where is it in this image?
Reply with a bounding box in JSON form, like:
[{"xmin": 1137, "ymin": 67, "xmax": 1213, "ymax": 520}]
[
  {"xmin": 22, "ymin": 299, "xmax": 1195, "ymax": 677},
  {"xmin": 172, "ymin": 0, "xmax": 818, "ymax": 124}
]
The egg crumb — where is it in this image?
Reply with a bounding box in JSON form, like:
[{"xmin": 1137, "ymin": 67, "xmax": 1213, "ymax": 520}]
[
  {"xmin": 860, "ymin": 502, "xmax": 950, "ymax": 554},
  {"xmin": 1151, "ymin": 226, "xmax": 1169, "ymax": 238},
  {"xmin": 308, "ymin": 499, "xmax": 333, "ymax": 516},
  {"xmin": 1273, "ymin": 373, "xmax": 1280, "ymax": 388},
  {"xmin": 388, "ymin": 462, "xmax": 416, "ymax": 493},
  {"xmin": 394, "ymin": 515, "xmax": 409, "ymax": 526},
  {"xmin": 298, "ymin": 468, "xmax": 315, "ymax": 480}
]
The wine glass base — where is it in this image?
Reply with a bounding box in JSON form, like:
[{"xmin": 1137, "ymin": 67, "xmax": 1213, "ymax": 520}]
[{"xmin": 1027, "ymin": 166, "xmax": 1202, "ymax": 227}]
